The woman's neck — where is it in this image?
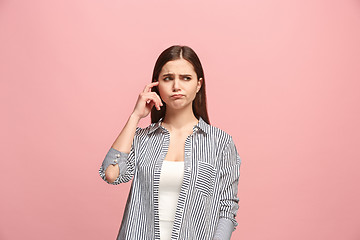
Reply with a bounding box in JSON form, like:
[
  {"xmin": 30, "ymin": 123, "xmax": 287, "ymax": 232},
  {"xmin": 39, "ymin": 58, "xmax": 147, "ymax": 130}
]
[{"xmin": 162, "ymin": 105, "xmax": 198, "ymax": 132}]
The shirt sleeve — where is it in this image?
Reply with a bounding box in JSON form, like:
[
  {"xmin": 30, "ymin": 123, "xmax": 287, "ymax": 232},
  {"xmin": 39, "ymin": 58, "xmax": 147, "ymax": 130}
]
[
  {"xmin": 213, "ymin": 218, "xmax": 235, "ymax": 240},
  {"xmin": 216, "ymin": 137, "xmax": 241, "ymax": 236},
  {"xmin": 98, "ymin": 133, "xmax": 138, "ymax": 185}
]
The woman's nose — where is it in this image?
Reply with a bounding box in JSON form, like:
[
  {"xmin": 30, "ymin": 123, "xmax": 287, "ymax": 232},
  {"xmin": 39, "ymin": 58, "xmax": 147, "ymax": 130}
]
[{"xmin": 172, "ymin": 78, "xmax": 181, "ymax": 91}]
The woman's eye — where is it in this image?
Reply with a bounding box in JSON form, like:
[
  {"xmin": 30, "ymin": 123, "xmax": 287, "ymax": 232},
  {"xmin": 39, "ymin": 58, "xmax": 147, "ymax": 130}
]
[
  {"xmin": 163, "ymin": 77, "xmax": 170, "ymax": 81},
  {"xmin": 184, "ymin": 77, "xmax": 191, "ymax": 80}
]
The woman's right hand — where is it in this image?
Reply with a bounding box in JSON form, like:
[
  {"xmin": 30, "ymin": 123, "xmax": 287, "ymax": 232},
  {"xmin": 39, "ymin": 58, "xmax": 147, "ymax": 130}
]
[{"xmin": 132, "ymin": 81, "xmax": 163, "ymax": 119}]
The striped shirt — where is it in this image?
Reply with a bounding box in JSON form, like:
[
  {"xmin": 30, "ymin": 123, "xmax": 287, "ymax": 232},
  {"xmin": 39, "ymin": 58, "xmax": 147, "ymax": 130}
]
[{"xmin": 99, "ymin": 117, "xmax": 241, "ymax": 240}]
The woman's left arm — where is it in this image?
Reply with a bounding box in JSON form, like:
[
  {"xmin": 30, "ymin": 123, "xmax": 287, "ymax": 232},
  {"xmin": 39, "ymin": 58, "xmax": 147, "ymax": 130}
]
[{"xmin": 213, "ymin": 137, "xmax": 241, "ymax": 240}]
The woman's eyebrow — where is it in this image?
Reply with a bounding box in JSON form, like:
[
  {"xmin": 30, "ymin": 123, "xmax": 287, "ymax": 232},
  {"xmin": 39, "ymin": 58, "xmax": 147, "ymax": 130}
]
[{"xmin": 162, "ymin": 73, "xmax": 192, "ymax": 76}]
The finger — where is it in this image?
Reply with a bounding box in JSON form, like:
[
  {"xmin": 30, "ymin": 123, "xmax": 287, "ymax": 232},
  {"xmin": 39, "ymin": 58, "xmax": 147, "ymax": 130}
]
[
  {"xmin": 146, "ymin": 92, "xmax": 162, "ymax": 109},
  {"xmin": 143, "ymin": 81, "xmax": 159, "ymax": 93},
  {"xmin": 150, "ymin": 92, "xmax": 163, "ymax": 106},
  {"xmin": 144, "ymin": 95, "xmax": 161, "ymax": 110}
]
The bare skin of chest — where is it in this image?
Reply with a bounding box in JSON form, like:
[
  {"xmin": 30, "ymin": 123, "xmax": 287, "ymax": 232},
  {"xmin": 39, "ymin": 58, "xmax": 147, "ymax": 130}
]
[{"xmin": 164, "ymin": 131, "xmax": 191, "ymax": 162}]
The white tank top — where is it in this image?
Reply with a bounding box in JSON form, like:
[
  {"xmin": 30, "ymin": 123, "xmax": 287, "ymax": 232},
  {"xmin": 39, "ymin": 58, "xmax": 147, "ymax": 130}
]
[{"xmin": 158, "ymin": 160, "xmax": 184, "ymax": 239}]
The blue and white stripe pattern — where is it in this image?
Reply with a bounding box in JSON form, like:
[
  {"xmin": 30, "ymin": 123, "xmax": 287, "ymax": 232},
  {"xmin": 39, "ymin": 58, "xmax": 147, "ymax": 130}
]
[{"xmin": 99, "ymin": 117, "xmax": 241, "ymax": 240}]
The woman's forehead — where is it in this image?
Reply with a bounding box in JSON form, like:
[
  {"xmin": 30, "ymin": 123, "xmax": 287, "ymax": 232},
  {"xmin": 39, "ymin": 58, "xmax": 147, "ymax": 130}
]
[{"xmin": 161, "ymin": 59, "xmax": 195, "ymax": 74}]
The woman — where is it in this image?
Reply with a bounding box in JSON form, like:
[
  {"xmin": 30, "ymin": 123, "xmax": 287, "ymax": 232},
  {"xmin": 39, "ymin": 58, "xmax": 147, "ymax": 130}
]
[{"xmin": 99, "ymin": 45, "xmax": 241, "ymax": 240}]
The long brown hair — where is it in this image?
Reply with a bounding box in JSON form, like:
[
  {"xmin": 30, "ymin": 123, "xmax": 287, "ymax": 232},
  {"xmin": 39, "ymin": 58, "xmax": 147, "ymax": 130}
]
[{"xmin": 150, "ymin": 45, "xmax": 210, "ymax": 124}]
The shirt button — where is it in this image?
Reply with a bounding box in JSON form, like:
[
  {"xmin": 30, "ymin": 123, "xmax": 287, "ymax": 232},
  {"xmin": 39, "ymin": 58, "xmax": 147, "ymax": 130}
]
[
  {"xmin": 116, "ymin": 154, "xmax": 120, "ymax": 158},
  {"xmin": 114, "ymin": 159, "xmax": 118, "ymax": 163}
]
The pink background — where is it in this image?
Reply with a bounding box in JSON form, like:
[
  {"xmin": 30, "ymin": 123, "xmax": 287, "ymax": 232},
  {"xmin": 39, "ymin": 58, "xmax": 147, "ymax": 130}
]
[{"xmin": 1, "ymin": 0, "xmax": 360, "ymax": 239}]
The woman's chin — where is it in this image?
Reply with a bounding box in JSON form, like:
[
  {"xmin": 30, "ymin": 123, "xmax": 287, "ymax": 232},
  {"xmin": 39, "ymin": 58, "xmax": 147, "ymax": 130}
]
[{"xmin": 166, "ymin": 102, "xmax": 190, "ymax": 111}]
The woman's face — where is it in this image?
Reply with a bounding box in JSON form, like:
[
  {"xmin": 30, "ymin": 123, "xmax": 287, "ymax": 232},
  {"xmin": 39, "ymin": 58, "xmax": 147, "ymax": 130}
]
[{"xmin": 157, "ymin": 58, "xmax": 202, "ymax": 110}]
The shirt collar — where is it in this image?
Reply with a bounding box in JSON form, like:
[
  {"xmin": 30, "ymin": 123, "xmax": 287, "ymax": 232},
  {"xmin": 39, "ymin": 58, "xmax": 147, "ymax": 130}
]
[{"xmin": 147, "ymin": 116, "xmax": 209, "ymax": 135}]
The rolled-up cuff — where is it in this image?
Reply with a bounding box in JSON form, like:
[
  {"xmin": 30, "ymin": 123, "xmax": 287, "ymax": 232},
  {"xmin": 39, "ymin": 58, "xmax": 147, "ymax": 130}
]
[
  {"xmin": 101, "ymin": 147, "xmax": 129, "ymax": 172},
  {"xmin": 220, "ymin": 209, "xmax": 239, "ymax": 228}
]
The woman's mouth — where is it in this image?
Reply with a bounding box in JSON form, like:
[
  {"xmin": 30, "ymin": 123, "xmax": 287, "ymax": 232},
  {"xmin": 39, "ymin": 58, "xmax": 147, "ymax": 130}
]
[{"xmin": 171, "ymin": 94, "xmax": 184, "ymax": 99}]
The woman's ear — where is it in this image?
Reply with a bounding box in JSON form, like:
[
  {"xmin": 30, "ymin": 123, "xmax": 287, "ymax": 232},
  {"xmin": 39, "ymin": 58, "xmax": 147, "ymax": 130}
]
[{"xmin": 196, "ymin": 78, "xmax": 203, "ymax": 93}]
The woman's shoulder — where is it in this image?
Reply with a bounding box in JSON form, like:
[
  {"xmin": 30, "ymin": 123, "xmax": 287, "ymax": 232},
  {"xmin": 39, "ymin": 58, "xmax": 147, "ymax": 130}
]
[
  {"xmin": 207, "ymin": 123, "xmax": 241, "ymax": 164},
  {"xmin": 204, "ymin": 121, "xmax": 235, "ymax": 147},
  {"xmin": 133, "ymin": 121, "xmax": 161, "ymax": 137}
]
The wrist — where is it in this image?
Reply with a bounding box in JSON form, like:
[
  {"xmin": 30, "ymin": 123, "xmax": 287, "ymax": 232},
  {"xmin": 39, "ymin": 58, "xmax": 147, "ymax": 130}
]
[{"xmin": 129, "ymin": 112, "xmax": 141, "ymax": 123}]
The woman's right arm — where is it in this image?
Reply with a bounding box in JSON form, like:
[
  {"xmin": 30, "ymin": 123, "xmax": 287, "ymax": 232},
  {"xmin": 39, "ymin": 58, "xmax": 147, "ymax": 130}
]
[
  {"xmin": 103, "ymin": 113, "xmax": 141, "ymax": 183},
  {"xmin": 99, "ymin": 81, "xmax": 163, "ymax": 184}
]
